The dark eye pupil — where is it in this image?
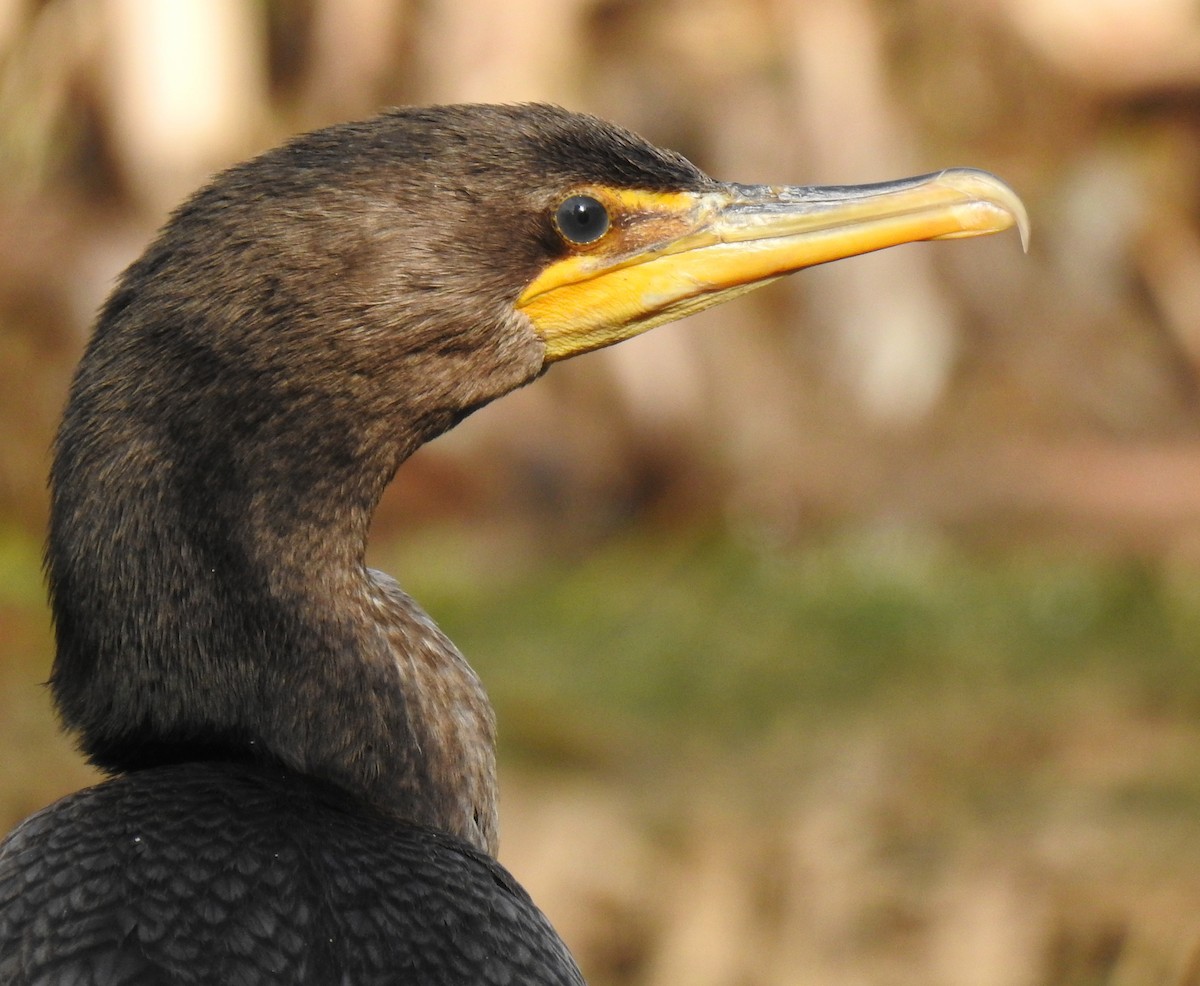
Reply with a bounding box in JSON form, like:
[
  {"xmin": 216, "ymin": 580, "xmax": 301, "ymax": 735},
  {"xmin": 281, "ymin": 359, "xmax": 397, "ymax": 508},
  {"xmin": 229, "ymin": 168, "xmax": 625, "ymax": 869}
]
[{"xmin": 555, "ymin": 195, "xmax": 610, "ymax": 244}]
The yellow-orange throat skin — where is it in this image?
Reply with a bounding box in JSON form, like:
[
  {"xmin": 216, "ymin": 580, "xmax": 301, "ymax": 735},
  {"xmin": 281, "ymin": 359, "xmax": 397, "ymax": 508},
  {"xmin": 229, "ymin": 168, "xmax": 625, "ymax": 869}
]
[{"xmin": 517, "ymin": 168, "xmax": 1029, "ymax": 362}]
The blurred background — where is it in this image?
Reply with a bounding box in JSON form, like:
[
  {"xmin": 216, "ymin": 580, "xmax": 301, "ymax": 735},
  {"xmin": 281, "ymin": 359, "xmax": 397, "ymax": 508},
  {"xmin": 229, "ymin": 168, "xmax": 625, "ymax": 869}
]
[{"xmin": 3, "ymin": 0, "xmax": 1200, "ymax": 983}]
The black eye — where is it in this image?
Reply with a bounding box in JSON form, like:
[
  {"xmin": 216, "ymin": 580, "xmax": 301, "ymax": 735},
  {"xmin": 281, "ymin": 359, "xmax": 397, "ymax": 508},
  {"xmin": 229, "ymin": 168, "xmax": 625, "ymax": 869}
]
[{"xmin": 554, "ymin": 195, "xmax": 610, "ymax": 245}]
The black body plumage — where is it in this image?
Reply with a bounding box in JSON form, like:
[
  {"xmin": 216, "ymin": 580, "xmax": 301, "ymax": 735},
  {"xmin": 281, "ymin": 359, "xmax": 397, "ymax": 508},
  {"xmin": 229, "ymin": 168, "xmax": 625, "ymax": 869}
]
[
  {"xmin": 0, "ymin": 104, "xmax": 713, "ymax": 984},
  {"xmin": 0, "ymin": 764, "xmax": 581, "ymax": 985}
]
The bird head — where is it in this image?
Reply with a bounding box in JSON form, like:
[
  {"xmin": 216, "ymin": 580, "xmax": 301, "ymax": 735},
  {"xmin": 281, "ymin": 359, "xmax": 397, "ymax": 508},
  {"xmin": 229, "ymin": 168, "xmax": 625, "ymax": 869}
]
[{"xmin": 109, "ymin": 103, "xmax": 1024, "ymax": 464}]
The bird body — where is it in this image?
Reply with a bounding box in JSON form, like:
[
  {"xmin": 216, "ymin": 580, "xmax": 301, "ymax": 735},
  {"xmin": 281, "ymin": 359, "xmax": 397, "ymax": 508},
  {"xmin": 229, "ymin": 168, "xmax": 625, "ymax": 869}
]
[
  {"xmin": 0, "ymin": 763, "xmax": 583, "ymax": 985},
  {"xmin": 0, "ymin": 103, "xmax": 1024, "ymax": 983}
]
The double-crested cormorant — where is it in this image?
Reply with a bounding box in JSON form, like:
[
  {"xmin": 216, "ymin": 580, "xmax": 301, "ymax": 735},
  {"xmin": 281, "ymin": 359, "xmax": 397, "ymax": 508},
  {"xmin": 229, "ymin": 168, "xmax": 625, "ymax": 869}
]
[{"xmin": 0, "ymin": 104, "xmax": 1025, "ymax": 984}]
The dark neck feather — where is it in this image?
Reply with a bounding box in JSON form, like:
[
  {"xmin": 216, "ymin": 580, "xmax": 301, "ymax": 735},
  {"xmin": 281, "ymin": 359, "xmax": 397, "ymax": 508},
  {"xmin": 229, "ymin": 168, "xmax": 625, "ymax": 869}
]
[
  {"xmin": 45, "ymin": 201, "xmax": 544, "ymax": 857},
  {"xmin": 48, "ymin": 367, "xmax": 501, "ymax": 850}
]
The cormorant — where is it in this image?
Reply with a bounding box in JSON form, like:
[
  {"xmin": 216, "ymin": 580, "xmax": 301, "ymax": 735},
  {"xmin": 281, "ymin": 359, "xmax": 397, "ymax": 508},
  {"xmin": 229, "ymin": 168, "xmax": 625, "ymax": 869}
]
[{"xmin": 0, "ymin": 103, "xmax": 1025, "ymax": 984}]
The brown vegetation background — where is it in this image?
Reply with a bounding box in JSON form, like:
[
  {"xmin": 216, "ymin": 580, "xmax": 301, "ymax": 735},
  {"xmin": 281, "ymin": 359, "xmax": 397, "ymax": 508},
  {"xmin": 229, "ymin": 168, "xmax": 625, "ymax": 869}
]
[{"xmin": 3, "ymin": 1, "xmax": 1200, "ymax": 984}]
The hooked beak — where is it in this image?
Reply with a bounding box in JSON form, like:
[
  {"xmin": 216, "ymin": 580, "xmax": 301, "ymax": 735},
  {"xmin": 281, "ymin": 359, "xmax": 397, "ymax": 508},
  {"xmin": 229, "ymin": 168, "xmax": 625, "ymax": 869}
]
[{"xmin": 517, "ymin": 168, "xmax": 1028, "ymax": 362}]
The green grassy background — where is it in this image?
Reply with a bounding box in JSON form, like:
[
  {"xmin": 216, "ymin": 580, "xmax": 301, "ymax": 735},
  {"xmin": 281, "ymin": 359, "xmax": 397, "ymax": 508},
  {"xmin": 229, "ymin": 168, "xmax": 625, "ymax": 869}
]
[
  {"xmin": 5, "ymin": 511, "xmax": 1200, "ymax": 984},
  {"xmin": 9, "ymin": 514, "xmax": 1200, "ymax": 841}
]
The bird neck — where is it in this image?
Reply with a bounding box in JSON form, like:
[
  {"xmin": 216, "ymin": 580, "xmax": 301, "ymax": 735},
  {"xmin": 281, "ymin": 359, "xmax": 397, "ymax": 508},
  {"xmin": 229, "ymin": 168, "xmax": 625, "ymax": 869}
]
[{"xmin": 48, "ymin": 391, "xmax": 499, "ymax": 854}]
